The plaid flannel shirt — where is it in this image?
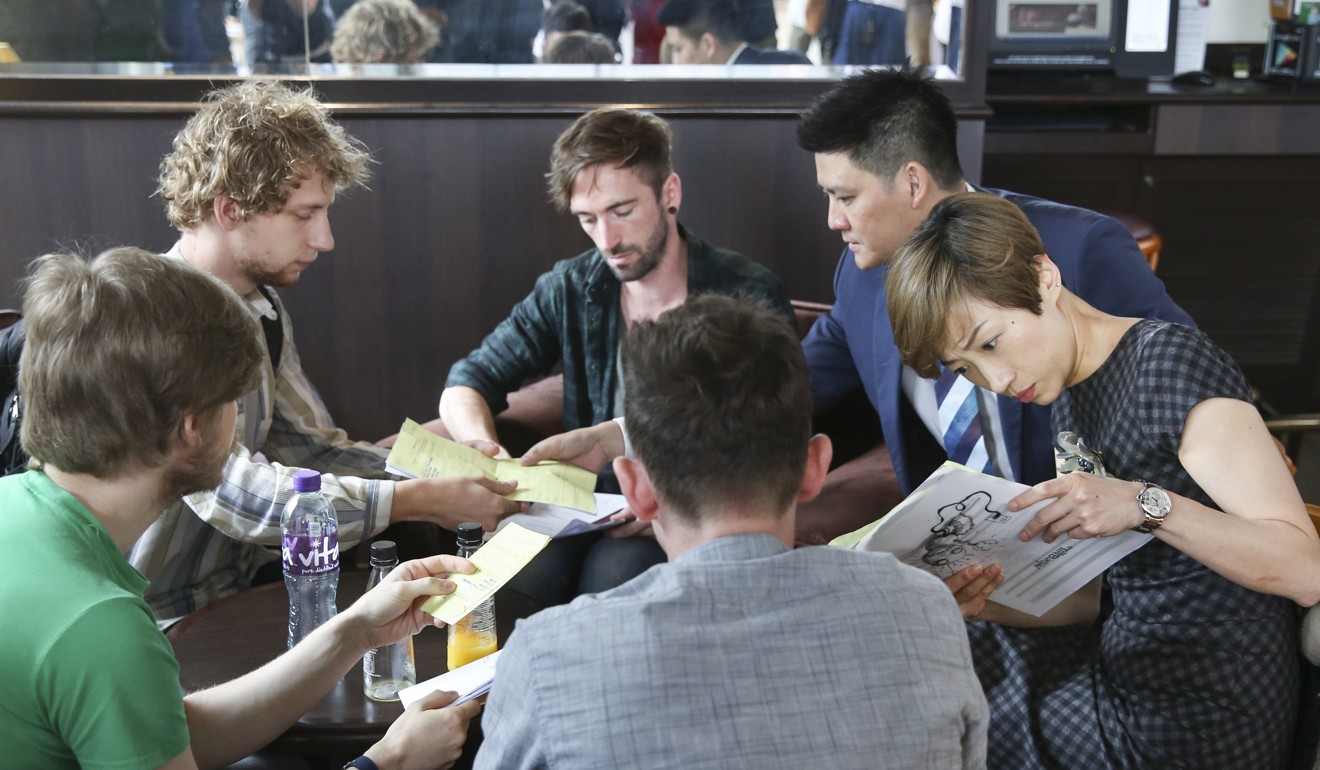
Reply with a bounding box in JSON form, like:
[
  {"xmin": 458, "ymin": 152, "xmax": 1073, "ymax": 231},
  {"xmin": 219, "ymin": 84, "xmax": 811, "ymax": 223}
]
[
  {"xmin": 446, "ymin": 226, "xmax": 795, "ymax": 430},
  {"xmin": 129, "ymin": 246, "xmax": 395, "ymax": 625}
]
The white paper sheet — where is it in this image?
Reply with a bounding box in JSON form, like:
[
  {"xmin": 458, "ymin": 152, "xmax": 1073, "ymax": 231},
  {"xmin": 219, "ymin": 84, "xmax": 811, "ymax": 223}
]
[
  {"xmin": 398, "ymin": 650, "xmax": 502, "ymax": 709},
  {"xmin": 495, "ymin": 493, "xmax": 629, "ymax": 538},
  {"xmin": 851, "ymin": 462, "xmax": 1150, "ymax": 616}
]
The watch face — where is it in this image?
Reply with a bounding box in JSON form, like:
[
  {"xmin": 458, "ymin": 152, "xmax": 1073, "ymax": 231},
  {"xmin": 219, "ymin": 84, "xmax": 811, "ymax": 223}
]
[{"xmin": 1139, "ymin": 485, "xmax": 1172, "ymax": 517}]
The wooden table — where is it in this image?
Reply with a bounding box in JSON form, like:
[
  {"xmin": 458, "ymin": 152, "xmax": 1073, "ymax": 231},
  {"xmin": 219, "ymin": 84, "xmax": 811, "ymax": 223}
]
[{"xmin": 168, "ymin": 570, "xmax": 538, "ymax": 756}]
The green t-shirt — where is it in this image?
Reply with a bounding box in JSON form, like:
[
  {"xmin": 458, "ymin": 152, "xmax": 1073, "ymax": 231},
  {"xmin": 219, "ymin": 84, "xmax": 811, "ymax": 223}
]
[{"xmin": 0, "ymin": 471, "xmax": 191, "ymax": 768}]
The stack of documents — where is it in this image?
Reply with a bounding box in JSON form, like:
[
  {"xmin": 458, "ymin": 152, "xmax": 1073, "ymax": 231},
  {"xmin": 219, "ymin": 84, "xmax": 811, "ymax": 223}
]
[
  {"xmin": 498, "ymin": 493, "xmax": 629, "ymax": 539},
  {"xmin": 399, "ymin": 650, "xmax": 502, "ymax": 709}
]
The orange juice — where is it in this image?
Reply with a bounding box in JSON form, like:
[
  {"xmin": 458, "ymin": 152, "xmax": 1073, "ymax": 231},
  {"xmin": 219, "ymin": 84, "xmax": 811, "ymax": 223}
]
[{"xmin": 447, "ymin": 625, "xmax": 498, "ymax": 669}]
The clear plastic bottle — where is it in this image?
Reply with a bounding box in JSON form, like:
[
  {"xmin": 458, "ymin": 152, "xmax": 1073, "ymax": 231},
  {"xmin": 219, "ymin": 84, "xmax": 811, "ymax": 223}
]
[
  {"xmin": 446, "ymin": 522, "xmax": 498, "ymax": 670},
  {"xmin": 363, "ymin": 540, "xmax": 416, "ymax": 701},
  {"xmin": 281, "ymin": 469, "xmax": 339, "ymax": 649}
]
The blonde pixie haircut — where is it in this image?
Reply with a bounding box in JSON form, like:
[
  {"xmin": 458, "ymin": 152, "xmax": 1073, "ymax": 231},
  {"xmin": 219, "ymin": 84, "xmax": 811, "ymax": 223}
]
[
  {"xmin": 19, "ymin": 248, "xmax": 262, "ymax": 477},
  {"xmin": 157, "ymin": 81, "xmax": 372, "ymax": 229},
  {"xmin": 886, "ymin": 192, "xmax": 1048, "ymax": 378},
  {"xmin": 331, "ymin": 0, "xmax": 440, "ymax": 64}
]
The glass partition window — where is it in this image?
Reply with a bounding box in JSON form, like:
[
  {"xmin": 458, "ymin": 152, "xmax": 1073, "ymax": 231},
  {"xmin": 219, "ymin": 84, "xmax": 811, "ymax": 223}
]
[{"xmin": 0, "ymin": 0, "xmax": 966, "ymax": 77}]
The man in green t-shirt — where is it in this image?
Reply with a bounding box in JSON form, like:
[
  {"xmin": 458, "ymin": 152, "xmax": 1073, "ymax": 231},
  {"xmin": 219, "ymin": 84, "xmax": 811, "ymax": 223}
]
[{"xmin": 0, "ymin": 247, "xmax": 479, "ymax": 769}]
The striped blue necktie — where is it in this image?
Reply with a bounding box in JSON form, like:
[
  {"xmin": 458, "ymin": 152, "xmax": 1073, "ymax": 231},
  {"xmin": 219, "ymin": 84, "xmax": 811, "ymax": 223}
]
[{"xmin": 934, "ymin": 366, "xmax": 998, "ymax": 475}]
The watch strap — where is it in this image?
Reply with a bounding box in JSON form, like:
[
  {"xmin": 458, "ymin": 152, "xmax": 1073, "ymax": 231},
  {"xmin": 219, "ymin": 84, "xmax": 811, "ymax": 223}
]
[
  {"xmin": 1133, "ymin": 480, "xmax": 1167, "ymax": 534},
  {"xmin": 343, "ymin": 757, "xmax": 380, "ymax": 770}
]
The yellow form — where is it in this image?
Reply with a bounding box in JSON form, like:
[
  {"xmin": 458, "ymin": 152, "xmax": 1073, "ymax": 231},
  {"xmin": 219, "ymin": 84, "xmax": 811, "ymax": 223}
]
[
  {"xmin": 421, "ymin": 522, "xmax": 551, "ymax": 624},
  {"xmin": 385, "ymin": 419, "xmax": 597, "ymax": 511}
]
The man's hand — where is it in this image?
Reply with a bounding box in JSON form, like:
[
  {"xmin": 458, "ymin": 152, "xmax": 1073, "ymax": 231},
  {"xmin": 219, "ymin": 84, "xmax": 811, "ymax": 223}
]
[
  {"xmin": 341, "ymin": 554, "xmax": 475, "ymax": 652},
  {"xmin": 462, "ymin": 438, "xmax": 510, "ymax": 461},
  {"xmin": 521, "ymin": 421, "xmax": 626, "ymax": 471},
  {"xmin": 365, "ymin": 689, "xmax": 482, "ymax": 770},
  {"xmin": 395, "ymin": 476, "xmax": 528, "ymax": 532},
  {"xmin": 943, "ymin": 563, "xmax": 1004, "ymax": 620},
  {"xmin": 438, "ymin": 386, "xmax": 506, "ymax": 456}
]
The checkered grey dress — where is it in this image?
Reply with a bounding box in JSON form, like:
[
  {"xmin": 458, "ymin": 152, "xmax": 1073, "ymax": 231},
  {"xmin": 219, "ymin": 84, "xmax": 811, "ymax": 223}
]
[{"xmin": 969, "ymin": 320, "xmax": 1300, "ymax": 769}]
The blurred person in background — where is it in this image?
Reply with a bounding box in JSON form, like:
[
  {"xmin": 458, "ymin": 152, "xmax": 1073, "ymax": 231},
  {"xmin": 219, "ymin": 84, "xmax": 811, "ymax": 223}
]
[
  {"xmin": 432, "ymin": 0, "xmax": 540, "ymax": 62},
  {"xmin": 332, "ymin": 0, "xmax": 439, "ymax": 63},
  {"xmin": 255, "ymin": 0, "xmax": 337, "ymax": 62},
  {"xmin": 543, "ymin": 29, "xmax": 618, "ymax": 62},
  {"xmin": 659, "ymin": 0, "xmax": 809, "ymax": 64},
  {"xmin": 537, "ymin": 0, "xmax": 593, "ymax": 60}
]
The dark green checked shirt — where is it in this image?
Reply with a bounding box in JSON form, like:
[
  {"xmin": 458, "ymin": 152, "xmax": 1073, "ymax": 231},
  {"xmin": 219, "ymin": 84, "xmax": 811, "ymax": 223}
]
[{"xmin": 446, "ymin": 225, "xmax": 795, "ymax": 431}]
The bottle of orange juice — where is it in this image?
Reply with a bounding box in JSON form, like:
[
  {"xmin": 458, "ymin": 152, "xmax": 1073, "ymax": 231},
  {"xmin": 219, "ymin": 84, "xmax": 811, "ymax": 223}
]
[{"xmin": 447, "ymin": 522, "xmax": 498, "ymax": 670}]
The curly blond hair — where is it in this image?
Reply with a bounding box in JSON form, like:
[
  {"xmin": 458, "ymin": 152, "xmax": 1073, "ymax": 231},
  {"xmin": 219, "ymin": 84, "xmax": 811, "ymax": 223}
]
[
  {"xmin": 157, "ymin": 81, "xmax": 372, "ymax": 229},
  {"xmin": 331, "ymin": 0, "xmax": 440, "ymax": 64}
]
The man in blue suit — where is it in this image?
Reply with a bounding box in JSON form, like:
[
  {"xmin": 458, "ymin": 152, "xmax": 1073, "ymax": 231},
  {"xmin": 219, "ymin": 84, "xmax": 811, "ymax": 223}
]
[
  {"xmin": 796, "ymin": 69, "xmax": 1192, "ymax": 514},
  {"xmin": 659, "ymin": 0, "xmax": 812, "ymax": 64}
]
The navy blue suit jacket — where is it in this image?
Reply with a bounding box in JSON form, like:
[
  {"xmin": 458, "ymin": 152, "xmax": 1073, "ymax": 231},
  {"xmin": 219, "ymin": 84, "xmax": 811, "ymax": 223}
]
[
  {"xmin": 803, "ymin": 188, "xmax": 1195, "ymax": 494},
  {"xmin": 732, "ymin": 45, "xmax": 812, "ymax": 64}
]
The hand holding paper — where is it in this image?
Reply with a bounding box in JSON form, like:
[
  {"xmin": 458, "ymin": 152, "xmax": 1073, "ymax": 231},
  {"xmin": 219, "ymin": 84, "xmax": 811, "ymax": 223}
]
[
  {"xmin": 386, "ymin": 419, "xmax": 598, "ymax": 511},
  {"xmin": 420, "ymin": 523, "xmax": 551, "ymax": 624},
  {"xmin": 399, "ymin": 650, "xmax": 502, "ymax": 710}
]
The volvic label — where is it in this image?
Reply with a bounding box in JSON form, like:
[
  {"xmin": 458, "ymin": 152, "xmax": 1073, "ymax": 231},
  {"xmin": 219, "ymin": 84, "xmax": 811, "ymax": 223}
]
[{"xmin": 282, "ymin": 533, "xmax": 340, "ymax": 576}]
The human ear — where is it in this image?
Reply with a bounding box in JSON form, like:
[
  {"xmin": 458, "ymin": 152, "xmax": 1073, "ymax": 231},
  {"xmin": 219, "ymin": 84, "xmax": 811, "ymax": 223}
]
[
  {"xmin": 699, "ymin": 32, "xmax": 719, "ymax": 60},
  {"xmin": 796, "ymin": 434, "xmax": 834, "ymax": 504},
  {"xmin": 662, "ymin": 173, "xmax": 681, "ymax": 215},
  {"xmin": 614, "ymin": 456, "xmax": 660, "ymax": 522},
  {"xmin": 902, "ymin": 161, "xmax": 934, "ymax": 210},
  {"xmin": 213, "ymin": 194, "xmax": 245, "ymax": 230},
  {"xmin": 1034, "ymin": 254, "xmax": 1062, "ymax": 298}
]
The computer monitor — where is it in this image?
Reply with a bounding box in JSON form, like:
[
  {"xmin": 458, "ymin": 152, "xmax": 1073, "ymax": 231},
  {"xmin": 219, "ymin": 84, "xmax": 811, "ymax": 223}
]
[{"xmin": 989, "ymin": 0, "xmax": 1179, "ymax": 78}]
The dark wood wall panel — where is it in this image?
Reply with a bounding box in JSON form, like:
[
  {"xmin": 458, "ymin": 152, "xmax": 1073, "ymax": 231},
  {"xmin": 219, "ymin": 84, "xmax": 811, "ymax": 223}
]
[
  {"xmin": 0, "ymin": 110, "xmax": 843, "ymax": 439},
  {"xmin": 983, "ymin": 150, "xmax": 1320, "ymax": 413},
  {"xmin": 0, "ymin": 116, "xmax": 181, "ymax": 296},
  {"xmin": 982, "ymin": 155, "xmax": 1145, "ymax": 214},
  {"xmin": 1136, "ymin": 156, "xmax": 1320, "ymax": 410}
]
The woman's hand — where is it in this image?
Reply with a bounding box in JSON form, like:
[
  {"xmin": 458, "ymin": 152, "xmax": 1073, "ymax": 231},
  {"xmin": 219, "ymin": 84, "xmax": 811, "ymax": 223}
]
[
  {"xmin": 1010, "ymin": 473, "xmax": 1144, "ymax": 544},
  {"xmin": 944, "ymin": 563, "xmax": 1004, "ymax": 619}
]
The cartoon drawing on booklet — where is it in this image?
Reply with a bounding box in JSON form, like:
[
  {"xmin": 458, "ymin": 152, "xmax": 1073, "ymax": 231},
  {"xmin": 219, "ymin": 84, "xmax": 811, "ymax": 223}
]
[{"xmin": 920, "ymin": 490, "xmax": 1012, "ymax": 570}]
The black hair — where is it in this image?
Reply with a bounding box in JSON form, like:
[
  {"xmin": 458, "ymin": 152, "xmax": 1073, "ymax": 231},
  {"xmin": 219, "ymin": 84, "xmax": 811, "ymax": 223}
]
[{"xmin": 797, "ymin": 67, "xmax": 963, "ymax": 189}]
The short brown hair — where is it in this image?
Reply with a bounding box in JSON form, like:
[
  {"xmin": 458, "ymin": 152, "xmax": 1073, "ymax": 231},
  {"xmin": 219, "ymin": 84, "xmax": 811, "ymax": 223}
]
[
  {"xmin": 331, "ymin": 0, "xmax": 439, "ymax": 64},
  {"xmin": 19, "ymin": 248, "xmax": 262, "ymax": 477},
  {"xmin": 887, "ymin": 192, "xmax": 1047, "ymax": 378},
  {"xmin": 546, "ymin": 108, "xmax": 673, "ymax": 211},
  {"xmin": 157, "ymin": 81, "xmax": 372, "ymax": 229},
  {"xmin": 622, "ymin": 294, "xmax": 811, "ymax": 522},
  {"xmin": 544, "ymin": 31, "xmax": 618, "ymax": 63}
]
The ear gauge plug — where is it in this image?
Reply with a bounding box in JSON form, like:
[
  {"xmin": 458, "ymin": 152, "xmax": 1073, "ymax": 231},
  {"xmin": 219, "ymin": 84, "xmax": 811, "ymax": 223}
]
[{"xmin": 668, "ymin": 206, "xmax": 677, "ymax": 215}]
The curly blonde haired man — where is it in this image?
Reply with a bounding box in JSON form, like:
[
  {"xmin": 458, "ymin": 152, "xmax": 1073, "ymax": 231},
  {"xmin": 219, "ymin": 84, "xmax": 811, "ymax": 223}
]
[
  {"xmin": 331, "ymin": 0, "xmax": 440, "ymax": 64},
  {"xmin": 138, "ymin": 81, "xmax": 524, "ymax": 626}
]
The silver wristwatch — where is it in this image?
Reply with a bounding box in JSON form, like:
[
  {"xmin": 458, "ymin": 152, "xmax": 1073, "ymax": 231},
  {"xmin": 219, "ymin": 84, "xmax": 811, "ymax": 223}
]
[{"xmin": 1133, "ymin": 480, "xmax": 1172, "ymax": 534}]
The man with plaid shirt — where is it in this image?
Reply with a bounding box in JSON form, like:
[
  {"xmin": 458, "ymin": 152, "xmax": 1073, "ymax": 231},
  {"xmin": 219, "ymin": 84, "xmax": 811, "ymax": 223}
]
[{"xmin": 441, "ymin": 108, "xmax": 794, "ymax": 605}]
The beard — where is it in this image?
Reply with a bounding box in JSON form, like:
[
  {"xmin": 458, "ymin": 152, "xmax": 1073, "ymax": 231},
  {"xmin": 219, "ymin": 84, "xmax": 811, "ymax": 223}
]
[
  {"xmin": 159, "ymin": 433, "xmax": 235, "ymax": 505},
  {"xmin": 237, "ymin": 254, "xmax": 303, "ymax": 288},
  {"xmin": 606, "ymin": 215, "xmax": 669, "ymax": 283}
]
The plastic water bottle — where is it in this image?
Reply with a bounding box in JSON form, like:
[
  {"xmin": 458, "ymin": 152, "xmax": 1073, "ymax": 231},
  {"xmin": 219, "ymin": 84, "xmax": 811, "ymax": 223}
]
[
  {"xmin": 446, "ymin": 522, "xmax": 498, "ymax": 670},
  {"xmin": 363, "ymin": 540, "xmax": 416, "ymax": 701},
  {"xmin": 281, "ymin": 469, "xmax": 339, "ymax": 649}
]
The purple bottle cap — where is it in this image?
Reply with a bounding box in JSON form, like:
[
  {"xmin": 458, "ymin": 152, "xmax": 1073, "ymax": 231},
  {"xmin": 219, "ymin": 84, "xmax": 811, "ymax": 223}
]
[{"xmin": 292, "ymin": 469, "xmax": 322, "ymax": 493}]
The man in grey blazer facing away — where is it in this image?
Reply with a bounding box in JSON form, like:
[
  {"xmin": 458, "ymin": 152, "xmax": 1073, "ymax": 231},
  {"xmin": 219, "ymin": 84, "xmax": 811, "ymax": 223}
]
[{"xmin": 476, "ymin": 294, "xmax": 988, "ymax": 770}]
